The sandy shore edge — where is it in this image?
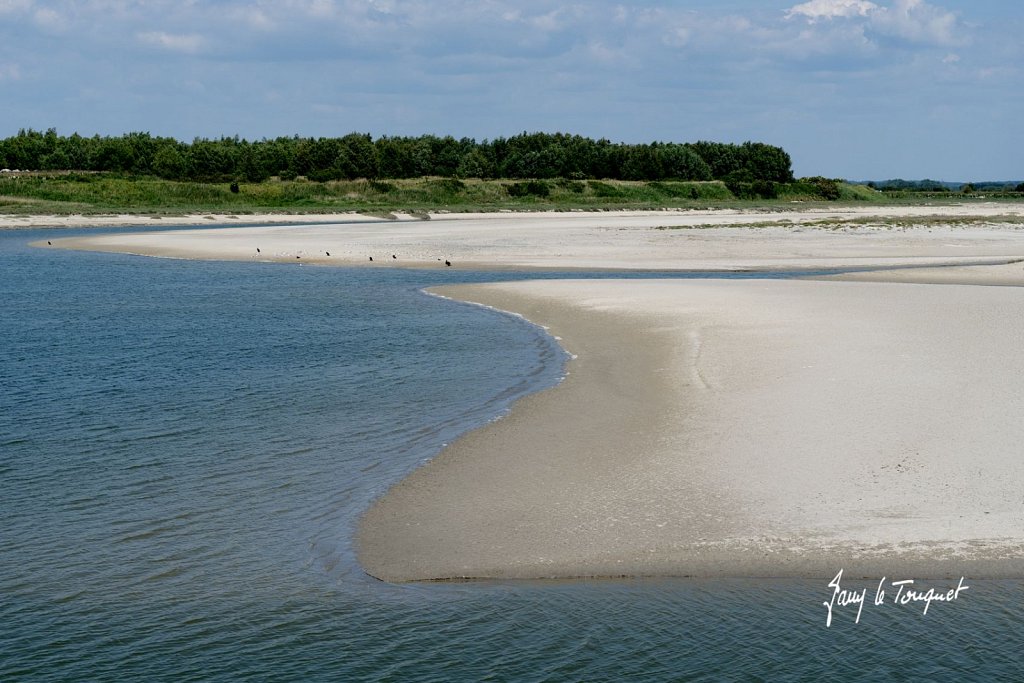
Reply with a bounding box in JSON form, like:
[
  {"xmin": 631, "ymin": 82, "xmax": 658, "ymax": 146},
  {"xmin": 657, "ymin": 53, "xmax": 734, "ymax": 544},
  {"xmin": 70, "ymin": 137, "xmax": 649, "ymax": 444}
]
[
  {"xmin": 21, "ymin": 209, "xmax": 1024, "ymax": 580},
  {"xmin": 26, "ymin": 206, "xmax": 1024, "ymax": 275},
  {"xmin": 357, "ymin": 279, "xmax": 1024, "ymax": 582}
]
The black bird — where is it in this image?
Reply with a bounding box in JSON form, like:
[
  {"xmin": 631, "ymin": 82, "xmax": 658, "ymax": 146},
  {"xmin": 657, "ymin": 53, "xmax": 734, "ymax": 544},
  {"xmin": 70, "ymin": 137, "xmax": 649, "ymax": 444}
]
[
  {"xmin": 326, "ymin": 251, "xmax": 330, "ymax": 256},
  {"xmin": 47, "ymin": 241, "xmax": 52, "ymax": 245},
  {"xmin": 256, "ymin": 247, "xmax": 260, "ymax": 253},
  {"xmin": 369, "ymin": 256, "xmax": 373, "ymax": 262},
  {"xmin": 296, "ymin": 255, "xmax": 301, "ymax": 259},
  {"xmin": 445, "ymin": 260, "xmax": 451, "ymax": 267},
  {"xmin": 392, "ymin": 254, "xmax": 397, "ymax": 259}
]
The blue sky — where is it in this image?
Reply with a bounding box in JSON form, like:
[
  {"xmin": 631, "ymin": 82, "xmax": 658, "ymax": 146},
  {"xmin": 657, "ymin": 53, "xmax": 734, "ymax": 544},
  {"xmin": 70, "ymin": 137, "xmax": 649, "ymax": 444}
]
[{"xmin": 0, "ymin": 0, "xmax": 1020, "ymax": 179}]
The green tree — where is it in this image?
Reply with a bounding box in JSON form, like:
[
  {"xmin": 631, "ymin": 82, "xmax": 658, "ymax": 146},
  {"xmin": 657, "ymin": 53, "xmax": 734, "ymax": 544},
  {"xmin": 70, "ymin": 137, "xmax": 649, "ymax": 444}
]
[
  {"xmin": 658, "ymin": 144, "xmax": 712, "ymax": 181},
  {"xmin": 687, "ymin": 141, "xmax": 742, "ymax": 179},
  {"xmin": 40, "ymin": 148, "xmax": 70, "ymax": 170},
  {"xmin": 376, "ymin": 137, "xmax": 416, "ymax": 178},
  {"xmin": 336, "ymin": 133, "xmax": 378, "ymax": 180},
  {"xmin": 739, "ymin": 142, "xmax": 794, "ymax": 183},
  {"xmin": 622, "ymin": 144, "xmax": 662, "ymax": 180},
  {"xmin": 152, "ymin": 146, "xmax": 186, "ymax": 179},
  {"xmin": 237, "ymin": 144, "xmax": 272, "ymax": 182},
  {"xmin": 456, "ymin": 148, "xmax": 494, "ymax": 178},
  {"xmin": 89, "ymin": 136, "xmax": 135, "ymax": 172}
]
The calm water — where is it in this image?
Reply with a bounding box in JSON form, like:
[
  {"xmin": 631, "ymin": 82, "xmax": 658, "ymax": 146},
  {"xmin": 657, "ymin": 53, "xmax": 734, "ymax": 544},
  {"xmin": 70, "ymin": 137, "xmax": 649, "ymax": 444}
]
[{"xmin": 2, "ymin": 227, "xmax": 1022, "ymax": 681}]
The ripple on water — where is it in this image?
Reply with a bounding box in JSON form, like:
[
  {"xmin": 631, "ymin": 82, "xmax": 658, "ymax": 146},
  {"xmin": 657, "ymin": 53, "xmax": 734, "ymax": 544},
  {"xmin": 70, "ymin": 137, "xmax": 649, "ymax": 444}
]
[{"xmin": 1, "ymin": 231, "xmax": 1023, "ymax": 681}]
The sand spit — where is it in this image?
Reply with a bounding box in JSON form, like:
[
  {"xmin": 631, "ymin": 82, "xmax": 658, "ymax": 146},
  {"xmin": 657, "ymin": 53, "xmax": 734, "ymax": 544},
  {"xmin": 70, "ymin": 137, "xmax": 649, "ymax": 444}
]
[
  {"xmin": 358, "ymin": 279, "xmax": 1024, "ymax": 581},
  {"xmin": 825, "ymin": 261, "xmax": 1024, "ymax": 286},
  {"xmin": 27, "ymin": 208, "xmax": 1024, "ymax": 580},
  {"xmin": 2, "ymin": 211, "xmax": 399, "ymax": 230},
  {"xmin": 31, "ymin": 205, "xmax": 1024, "ymax": 272}
]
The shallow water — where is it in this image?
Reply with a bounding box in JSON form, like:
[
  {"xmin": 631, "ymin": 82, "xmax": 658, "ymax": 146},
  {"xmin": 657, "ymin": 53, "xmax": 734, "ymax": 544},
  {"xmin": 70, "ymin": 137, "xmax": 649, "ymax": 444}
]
[{"xmin": 2, "ymin": 227, "xmax": 1022, "ymax": 681}]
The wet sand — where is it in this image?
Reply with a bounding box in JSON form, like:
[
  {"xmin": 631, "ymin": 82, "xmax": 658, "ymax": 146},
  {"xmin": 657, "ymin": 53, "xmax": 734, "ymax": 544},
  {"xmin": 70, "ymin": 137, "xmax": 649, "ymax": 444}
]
[
  {"xmin": 358, "ymin": 279, "xmax": 1024, "ymax": 581},
  {"xmin": 27, "ymin": 208, "xmax": 1024, "ymax": 580}
]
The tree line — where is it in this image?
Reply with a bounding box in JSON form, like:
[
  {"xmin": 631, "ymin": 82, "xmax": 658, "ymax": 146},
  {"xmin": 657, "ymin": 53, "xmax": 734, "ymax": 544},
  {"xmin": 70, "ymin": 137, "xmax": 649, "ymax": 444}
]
[
  {"xmin": 864, "ymin": 179, "xmax": 1024, "ymax": 193},
  {"xmin": 0, "ymin": 129, "xmax": 793, "ymax": 185}
]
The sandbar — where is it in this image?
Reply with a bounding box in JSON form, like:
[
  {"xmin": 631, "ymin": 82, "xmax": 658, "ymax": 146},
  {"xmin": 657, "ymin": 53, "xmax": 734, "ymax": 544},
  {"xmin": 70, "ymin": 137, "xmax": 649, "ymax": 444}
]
[
  {"xmin": 358, "ymin": 279, "xmax": 1024, "ymax": 581},
  {"xmin": 27, "ymin": 208, "xmax": 1024, "ymax": 580},
  {"xmin": 29, "ymin": 205, "xmax": 1024, "ymax": 272}
]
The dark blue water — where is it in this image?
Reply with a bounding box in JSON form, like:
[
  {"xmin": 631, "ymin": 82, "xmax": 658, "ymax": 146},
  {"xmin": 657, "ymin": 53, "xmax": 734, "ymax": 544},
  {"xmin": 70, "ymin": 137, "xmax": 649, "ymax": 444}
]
[{"xmin": 2, "ymin": 228, "xmax": 1022, "ymax": 681}]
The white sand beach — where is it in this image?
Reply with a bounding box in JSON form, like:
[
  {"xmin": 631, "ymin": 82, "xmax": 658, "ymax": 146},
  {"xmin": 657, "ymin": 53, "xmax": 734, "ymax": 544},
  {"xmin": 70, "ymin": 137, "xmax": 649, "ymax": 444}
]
[
  {"xmin": 29, "ymin": 204, "xmax": 1024, "ymax": 274},
  {"xmin": 26, "ymin": 206, "xmax": 1024, "ymax": 580},
  {"xmin": 2, "ymin": 211, "xmax": 389, "ymax": 230},
  {"xmin": 358, "ymin": 280, "xmax": 1024, "ymax": 581}
]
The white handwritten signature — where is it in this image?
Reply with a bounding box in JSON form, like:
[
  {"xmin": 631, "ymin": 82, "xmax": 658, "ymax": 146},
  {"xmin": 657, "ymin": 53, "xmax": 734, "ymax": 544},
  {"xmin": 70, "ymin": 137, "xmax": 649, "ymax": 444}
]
[{"xmin": 824, "ymin": 569, "xmax": 969, "ymax": 627}]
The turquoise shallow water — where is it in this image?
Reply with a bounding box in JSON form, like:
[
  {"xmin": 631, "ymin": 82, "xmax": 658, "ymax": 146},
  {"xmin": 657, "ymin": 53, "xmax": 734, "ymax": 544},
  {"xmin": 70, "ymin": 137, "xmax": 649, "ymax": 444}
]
[{"xmin": 2, "ymin": 227, "xmax": 1023, "ymax": 681}]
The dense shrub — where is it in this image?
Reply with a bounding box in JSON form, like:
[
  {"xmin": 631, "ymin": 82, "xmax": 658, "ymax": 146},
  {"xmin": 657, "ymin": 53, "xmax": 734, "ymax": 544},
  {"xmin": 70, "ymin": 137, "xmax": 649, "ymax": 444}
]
[{"xmin": 803, "ymin": 176, "xmax": 842, "ymax": 200}]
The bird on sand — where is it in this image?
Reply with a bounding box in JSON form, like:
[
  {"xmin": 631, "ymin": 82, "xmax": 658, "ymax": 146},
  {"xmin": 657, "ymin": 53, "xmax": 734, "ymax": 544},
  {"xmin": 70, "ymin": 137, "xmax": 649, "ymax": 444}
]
[
  {"xmin": 445, "ymin": 260, "xmax": 451, "ymax": 267},
  {"xmin": 256, "ymin": 247, "xmax": 260, "ymax": 253},
  {"xmin": 369, "ymin": 256, "xmax": 373, "ymax": 262}
]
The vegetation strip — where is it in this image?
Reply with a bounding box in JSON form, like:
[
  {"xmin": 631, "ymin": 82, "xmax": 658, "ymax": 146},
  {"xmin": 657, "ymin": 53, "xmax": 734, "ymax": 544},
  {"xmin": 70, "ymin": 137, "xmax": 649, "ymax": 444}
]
[{"xmin": 3, "ymin": 130, "xmax": 1020, "ymax": 216}]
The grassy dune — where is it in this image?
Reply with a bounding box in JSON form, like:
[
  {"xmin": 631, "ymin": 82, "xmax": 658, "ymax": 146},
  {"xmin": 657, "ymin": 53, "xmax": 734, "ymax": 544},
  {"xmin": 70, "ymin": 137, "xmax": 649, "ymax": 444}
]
[{"xmin": 0, "ymin": 173, "xmax": 1011, "ymax": 216}]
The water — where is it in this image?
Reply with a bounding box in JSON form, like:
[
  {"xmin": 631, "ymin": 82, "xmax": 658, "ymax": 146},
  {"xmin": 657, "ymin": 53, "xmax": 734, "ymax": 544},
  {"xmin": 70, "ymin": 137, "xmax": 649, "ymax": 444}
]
[{"xmin": 2, "ymin": 227, "xmax": 1022, "ymax": 681}]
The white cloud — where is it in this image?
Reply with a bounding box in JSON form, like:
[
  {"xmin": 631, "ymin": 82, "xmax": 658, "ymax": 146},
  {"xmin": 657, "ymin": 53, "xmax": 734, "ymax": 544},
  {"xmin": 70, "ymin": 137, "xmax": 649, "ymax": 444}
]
[
  {"xmin": 33, "ymin": 6, "xmax": 66, "ymax": 30},
  {"xmin": 226, "ymin": 6, "xmax": 274, "ymax": 31},
  {"xmin": 367, "ymin": 0, "xmax": 396, "ymax": 14},
  {"xmin": 529, "ymin": 10, "xmax": 562, "ymax": 32},
  {"xmin": 582, "ymin": 40, "xmax": 624, "ymax": 65},
  {"xmin": 666, "ymin": 26, "xmax": 690, "ymax": 47},
  {"xmin": 497, "ymin": 6, "xmax": 579, "ymax": 33},
  {"xmin": 657, "ymin": 11, "xmax": 768, "ymax": 53},
  {"xmin": 786, "ymin": 0, "xmax": 878, "ymax": 22},
  {"xmin": 785, "ymin": 0, "xmax": 964, "ymax": 47},
  {"xmin": 871, "ymin": 0, "xmax": 961, "ymax": 46},
  {"xmin": 136, "ymin": 31, "xmax": 204, "ymax": 54}
]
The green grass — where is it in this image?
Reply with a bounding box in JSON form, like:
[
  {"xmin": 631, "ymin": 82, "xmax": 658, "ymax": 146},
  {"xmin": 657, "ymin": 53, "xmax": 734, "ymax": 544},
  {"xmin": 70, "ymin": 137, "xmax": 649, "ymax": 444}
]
[{"xmin": 1, "ymin": 174, "xmax": 1020, "ymax": 216}]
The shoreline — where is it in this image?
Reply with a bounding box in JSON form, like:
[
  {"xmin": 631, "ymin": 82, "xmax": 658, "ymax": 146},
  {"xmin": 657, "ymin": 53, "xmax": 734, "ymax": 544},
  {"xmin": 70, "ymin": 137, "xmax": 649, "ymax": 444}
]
[
  {"xmin": 4, "ymin": 201, "xmax": 1022, "ymax": 228},
  {"xmin": 25, "ymin": 206, "xmax": 1024, "ymax": 276},
  {"xmin": 25, "ymin": 208, "xmax": 1024, "ymax": 581},
  {"xmin": 357, "ymin": 280, "xmax": 1024, "ymax": 581},
  {"xmin": 0, "ymin": 211, "xmax": 401, "ymax": 231}
]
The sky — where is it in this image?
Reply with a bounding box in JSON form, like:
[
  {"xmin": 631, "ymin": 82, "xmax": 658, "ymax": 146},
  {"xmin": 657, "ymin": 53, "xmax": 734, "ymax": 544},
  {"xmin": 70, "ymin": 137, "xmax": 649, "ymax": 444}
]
[{"xmin": 0, "ymin": 0, "xmax": 1020, "ymax": 180}]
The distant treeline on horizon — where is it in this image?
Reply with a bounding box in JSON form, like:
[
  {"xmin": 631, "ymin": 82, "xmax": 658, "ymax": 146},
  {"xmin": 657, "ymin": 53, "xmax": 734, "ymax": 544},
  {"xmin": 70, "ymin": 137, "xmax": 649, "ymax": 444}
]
[
  {"xmin": 0, "ymin": 129, "xmax": 794, "ymax": 185},
  {"xmin": 860, "ymin": 178, "xmax": 1024, "ymax": 193}
]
